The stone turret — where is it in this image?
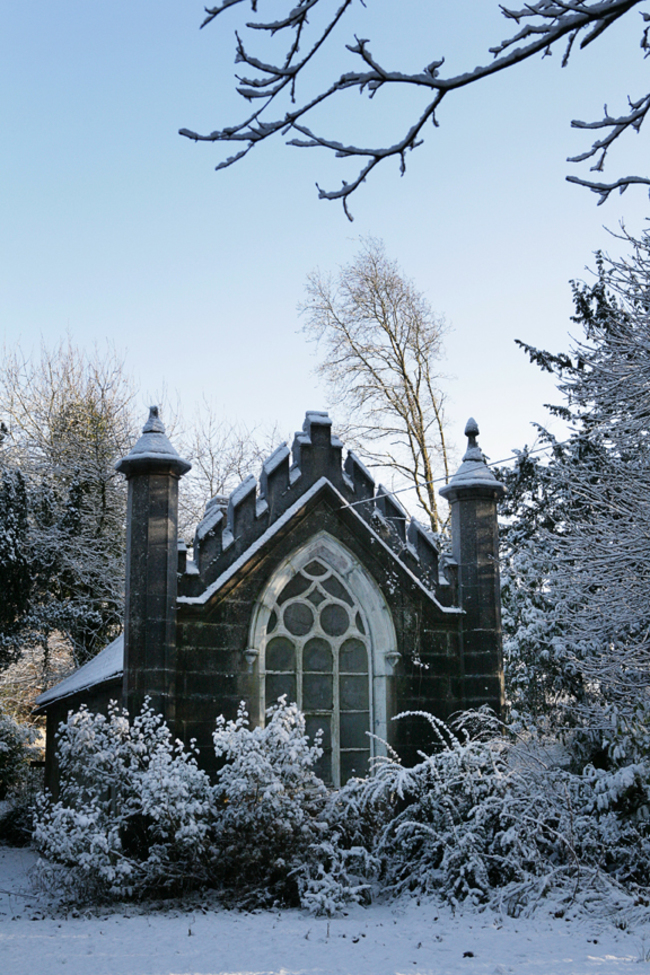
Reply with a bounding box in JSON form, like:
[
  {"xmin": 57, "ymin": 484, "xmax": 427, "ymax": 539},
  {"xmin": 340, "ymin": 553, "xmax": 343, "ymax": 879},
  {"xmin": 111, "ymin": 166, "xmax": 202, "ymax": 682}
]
[
  {"xmin": 439, "ymin": 418, "xmax": 506, "ymax": 714},
  {"xmin": 116, "ymin": 407, "xmax": 191, "ymax": 724}
]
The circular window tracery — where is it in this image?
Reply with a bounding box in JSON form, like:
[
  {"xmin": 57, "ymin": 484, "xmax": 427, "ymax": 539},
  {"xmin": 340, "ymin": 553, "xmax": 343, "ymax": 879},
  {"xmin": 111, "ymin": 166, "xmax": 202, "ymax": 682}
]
[{"xmin": 263, "ymin": 557, "xmax": 371, "ymax": 786}]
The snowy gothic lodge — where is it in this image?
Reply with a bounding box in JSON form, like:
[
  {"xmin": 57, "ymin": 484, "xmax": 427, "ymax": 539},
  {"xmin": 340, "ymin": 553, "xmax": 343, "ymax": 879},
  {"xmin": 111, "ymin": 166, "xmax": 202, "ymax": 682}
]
[{"xmin": 37, "ymin": 408, "xmax": 506, "ymax": 791}]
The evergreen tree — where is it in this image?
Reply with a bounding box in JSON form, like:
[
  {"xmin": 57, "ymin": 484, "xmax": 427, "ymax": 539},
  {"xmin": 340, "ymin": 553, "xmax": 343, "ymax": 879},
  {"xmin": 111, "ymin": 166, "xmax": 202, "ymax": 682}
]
[{"xmin": 501, "ymin": 231, "xmax": 650, "ymax": 757}]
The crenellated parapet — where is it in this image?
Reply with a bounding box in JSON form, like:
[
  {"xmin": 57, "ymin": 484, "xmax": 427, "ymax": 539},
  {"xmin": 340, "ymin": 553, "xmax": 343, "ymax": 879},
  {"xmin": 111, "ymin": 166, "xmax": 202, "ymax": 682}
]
[{"xmin": 180, "ymin": 410, "xmax": 443, "ymax": 600}]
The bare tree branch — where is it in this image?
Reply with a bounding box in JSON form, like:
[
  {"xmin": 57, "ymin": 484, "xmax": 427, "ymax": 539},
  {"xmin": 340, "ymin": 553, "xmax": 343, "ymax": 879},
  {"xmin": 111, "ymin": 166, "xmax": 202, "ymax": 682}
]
[
  {"xmin": 177, "ymin": 399, "xmax": 281, "ymax": 543},
  {"xmin": 181, "ymin": 0, "xmax": 648, "ymax": 217}
]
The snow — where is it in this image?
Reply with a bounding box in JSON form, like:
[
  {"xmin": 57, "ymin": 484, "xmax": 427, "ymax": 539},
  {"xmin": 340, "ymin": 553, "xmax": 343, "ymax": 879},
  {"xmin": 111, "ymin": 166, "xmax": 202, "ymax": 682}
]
[
  {"xmin": 0, "ymin": 845, "xmax": 644, "ymax": 975},
  {"xmin": 196, "ymin": 506, "xmax": 224, "ymax": 544},
  {"xmin": 115, "ymin": 431, "xmax": 191, "ymax": 474},
  {"xmin": 34, "ymin": 635, "xmax": 124, "ymax": 710},
  {"xmin": 196, "ymin": 508, "xmax": 223, "ymax": 542},
  {"xmin": 305, "ymin": 411, "xmax": 332, "ymax": 428},
  {"xmin": 439, "ymin": 452, "xmax": 505, "ymax": 492},
  {"xmin": 115, "ymin": 407, "xmax": 191, "ymax": 476}
]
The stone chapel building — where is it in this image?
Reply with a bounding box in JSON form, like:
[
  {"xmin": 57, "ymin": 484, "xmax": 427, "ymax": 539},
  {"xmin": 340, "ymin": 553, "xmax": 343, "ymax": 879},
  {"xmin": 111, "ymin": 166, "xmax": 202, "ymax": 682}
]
[{"xmin": 36, "ymin": 408, "xmax": 506, "ymax": 792}]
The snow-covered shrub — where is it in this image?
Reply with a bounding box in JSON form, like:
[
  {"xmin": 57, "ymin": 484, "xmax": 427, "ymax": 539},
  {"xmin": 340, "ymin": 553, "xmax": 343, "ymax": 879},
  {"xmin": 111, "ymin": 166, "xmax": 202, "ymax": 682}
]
[
  {"xmin": 34, "ymin": 699, "xmax": 213, "ymax": 901},
  {"xmin": 36, "ymin": 696, "xmax": 650, "ymax": 916},
  {"xmin": 296, "ymin": 837, "xmax": 376, "ymax": 915},
  {"xmin": 209, "ymin": 697, "xmax": 377, "ymax": 912},
  {"xmin": 210, "ymin": 698, "xmax": 328, "ymax": 906},
  {"xmin": 33, "ymin": 696, "xmax": 371, "ymax": 910},
  {"xmin": 328, "ymin": 710, "xmax": 518, "ymax": 906},
  {"xmin": 0, "ymin": 710, "xmax": 40, "ymax": 845},
  {"xmin": 326, "ymin": 709, "xmax": 650, "ymax": 916}
]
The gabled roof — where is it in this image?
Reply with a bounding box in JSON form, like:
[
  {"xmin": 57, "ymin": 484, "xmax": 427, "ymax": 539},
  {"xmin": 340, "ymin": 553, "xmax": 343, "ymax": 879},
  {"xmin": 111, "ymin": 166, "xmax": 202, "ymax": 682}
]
[
  {"xmin": 34, "ymin": 634, "xmax": 124, "ymax": 711},
  {"xmin": 181, "ymin": 410, "xmax": 445, "ymax": 602},
  {"xmin": 179, "ymin": 474, "xmax": 459, "ymax": 613}
]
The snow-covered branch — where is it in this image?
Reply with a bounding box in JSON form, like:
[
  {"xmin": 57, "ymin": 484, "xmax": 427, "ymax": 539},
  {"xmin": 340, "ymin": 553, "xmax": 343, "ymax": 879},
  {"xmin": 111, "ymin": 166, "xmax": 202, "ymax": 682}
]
[{"xmin": 180, "ymin": 0, "xmax": 648, "ymax": 216}]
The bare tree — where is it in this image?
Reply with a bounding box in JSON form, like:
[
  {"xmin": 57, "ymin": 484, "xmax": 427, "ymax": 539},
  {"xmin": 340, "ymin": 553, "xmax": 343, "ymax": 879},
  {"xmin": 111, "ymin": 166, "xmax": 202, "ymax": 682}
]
[
  {"xmin": 301, "ymin": 238, "xmax": 449, "ymax": 532},
  {"xmin": 180, "ymin": 1, "xmax": 650, "ymax": 218},
  {"xmin": 178, "ymin": 399, "xmax": 282, "ymax": 543}
]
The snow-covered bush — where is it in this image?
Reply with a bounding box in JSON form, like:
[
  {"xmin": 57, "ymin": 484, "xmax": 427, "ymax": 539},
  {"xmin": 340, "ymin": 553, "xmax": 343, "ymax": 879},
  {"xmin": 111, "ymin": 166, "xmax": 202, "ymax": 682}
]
[
  {"xmin": 34, "ymin": 699, "xmax": 213, "ymax": 901},
  {"xmin": 210, "ymin": 698, "xmax": 327, "ymax": 905},
  {"xmin": 34, "ymin": 697, "xmax": 650, "ymax": 916},
  {"xmin": 326, "ymin": 709, "xmax": 650, "ymax": 915},
  {"xmin": 32, "ymin": 696, "xmax": 369, "ymax": 911},
  {"xmin": 208, "ymin": 697, "xmax": 374, "ymax": 911},
  {"xmin": 0, "ymin": 710, "xmax": 40, "ymax": 845}
]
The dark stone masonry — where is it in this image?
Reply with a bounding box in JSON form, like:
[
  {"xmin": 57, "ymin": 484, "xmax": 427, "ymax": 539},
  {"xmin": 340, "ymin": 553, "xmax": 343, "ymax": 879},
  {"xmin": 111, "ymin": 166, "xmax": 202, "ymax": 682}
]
[{"xmin": 36, "ymin": 409, "xmax": 505, "ymax": 794}]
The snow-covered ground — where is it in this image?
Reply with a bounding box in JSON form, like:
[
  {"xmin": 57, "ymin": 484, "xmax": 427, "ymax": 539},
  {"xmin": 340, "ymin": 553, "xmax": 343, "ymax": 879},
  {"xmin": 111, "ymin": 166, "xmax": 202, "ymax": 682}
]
[{"xmin": 1, "ymin": 845, "xmax": 647, "ymax": 975}]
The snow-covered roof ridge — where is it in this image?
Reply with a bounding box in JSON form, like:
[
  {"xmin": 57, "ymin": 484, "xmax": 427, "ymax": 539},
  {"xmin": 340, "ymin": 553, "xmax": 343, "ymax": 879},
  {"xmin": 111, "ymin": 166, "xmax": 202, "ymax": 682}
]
[
  {"xmin": 439, "ymin": 417, "xmax": 506, "ymax": 498},
  {"xmin": 183, "ymin": 410, "xmax": 443, "ymax": 604},
  {"xmin": 34, "ymin": 634, "xmax": 124, "ymax": 710}
]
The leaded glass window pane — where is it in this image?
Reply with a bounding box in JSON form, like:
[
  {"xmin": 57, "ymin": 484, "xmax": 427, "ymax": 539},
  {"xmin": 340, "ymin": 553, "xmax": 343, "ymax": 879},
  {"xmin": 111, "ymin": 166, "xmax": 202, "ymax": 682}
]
[
  {"xmin": 266, "ymin": 673, "xmax": 296, "ymax": 703},
  {"xmin": 304, "ymin": 638, "xmax": 332, "ymax": 672},
  {"xmin": 283, "ymin": 602, "xmax": 314, "ymax": 635},
  {"xmin": 320, "ymin": 603, "xmax": 349, "ymax": 636},
  {"xmin": 340, "ymin": 638, "xmax": 367, "ymax": 673},
  {"xmin": 340, "ymin": 750, "xmax": 370, "ymax": 783},
  {"xmin": 266, "ymin": 636, "xmax": 295, "ymax": 671},
  {"xmin": 303, "ymin": 560, "xmax": 328, "ymax": 577},
  {"xmin": 340, "ymin": 711, "xmax": 371, "ymax": 749},
  {"xmin": 277, "ymin": 573, "xmax": 311, "ymax": 603},
  {"xmin": 340, "ymin": 675, "xmax": 369, "ymax": 711},
  {"xmin": 303, "ymin": 674, "xmax": 334, "ymax": 710},
  {"xmin": 307, "ymin": 588, "xmax": 326, "ymax": 607},
  {"xmin": 322, "ymin": 576, "xmax": 354, "ymax": 605}
]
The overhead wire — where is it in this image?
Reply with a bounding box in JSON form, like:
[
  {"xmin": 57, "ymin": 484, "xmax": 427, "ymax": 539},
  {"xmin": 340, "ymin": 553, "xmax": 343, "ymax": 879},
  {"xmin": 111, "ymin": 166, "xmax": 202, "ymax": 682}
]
[{"xmin": 341, "ymin": 436, "xmax": 573, "ymax": 511}]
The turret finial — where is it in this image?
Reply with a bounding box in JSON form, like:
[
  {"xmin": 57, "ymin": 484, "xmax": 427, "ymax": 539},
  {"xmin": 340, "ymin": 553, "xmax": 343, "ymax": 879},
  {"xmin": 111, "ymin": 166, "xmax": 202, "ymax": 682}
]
[
  {"xmin": 463, "ymin": 417, "xmax": 483, "ymax": 462},
  {"xmin": 438, "ymin": 416, "xmax": 505, "ymax": 500},
  {"xmin": 115, "ymin": 406, "xmax": 191, "ymax": 477},
  {"xmin": 142, "ymin": 405, "xmax": 166, "ymax": 435},
  {"xmin": 464, "ymin": 417, "xmax": 479, "ymax": 447}
]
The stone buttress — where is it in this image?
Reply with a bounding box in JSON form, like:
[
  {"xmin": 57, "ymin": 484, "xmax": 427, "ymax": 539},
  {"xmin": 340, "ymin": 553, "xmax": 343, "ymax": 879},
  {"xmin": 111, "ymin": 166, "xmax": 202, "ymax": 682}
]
[
  {"xmin": 439, "ymin": 418, "xmax": 506, "ymax": 712},
  {"xmin": 115, "ymin": 406, "xmax": 191, "ymax": 725}
]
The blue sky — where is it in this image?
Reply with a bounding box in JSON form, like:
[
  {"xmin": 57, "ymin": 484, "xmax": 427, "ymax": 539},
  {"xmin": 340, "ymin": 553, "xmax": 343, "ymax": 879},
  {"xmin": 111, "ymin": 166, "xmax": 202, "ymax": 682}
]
[{"xmin": 1, "ymin": 1, "xmax": 648, "ymax": 480}]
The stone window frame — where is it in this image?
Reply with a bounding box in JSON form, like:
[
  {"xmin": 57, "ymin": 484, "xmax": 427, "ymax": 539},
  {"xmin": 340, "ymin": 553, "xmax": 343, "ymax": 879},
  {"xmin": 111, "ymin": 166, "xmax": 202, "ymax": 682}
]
[{"xmin": 248, "ymin": 530, "xmax": 398, "ymax": 779}]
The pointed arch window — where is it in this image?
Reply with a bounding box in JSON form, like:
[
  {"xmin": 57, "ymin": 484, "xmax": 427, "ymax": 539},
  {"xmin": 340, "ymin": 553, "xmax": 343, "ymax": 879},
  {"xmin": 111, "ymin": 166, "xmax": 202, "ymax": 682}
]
[
  {"xmin": 249, "ymin": 531, "xmax": 398, "ymax": 788},
  {"xmin": 264, "ymin": 557, "xmax": 371, "ymax": 786}
]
